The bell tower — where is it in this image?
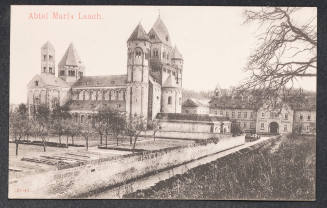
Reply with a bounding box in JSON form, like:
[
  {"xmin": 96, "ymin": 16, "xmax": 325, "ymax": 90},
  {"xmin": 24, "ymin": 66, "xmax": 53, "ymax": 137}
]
[
  {"xmin": 41, "ymin": 41, "xmax": 55, "ymax": 75},
  {"xmin": 126, "ymin": 23, "xmax": 151, "ymax": 119}
]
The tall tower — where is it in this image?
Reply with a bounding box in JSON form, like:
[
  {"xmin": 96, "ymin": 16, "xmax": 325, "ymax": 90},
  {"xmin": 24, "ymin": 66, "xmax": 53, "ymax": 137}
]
[
  {"xmin": 58, "ymin": 43, "xmax": 85, "ymax": 84},
  {"xmin": 41, "ymin": 41, "xmax": 55, "ymax": 75},
  {"xmin": 126, "ymin": 23, "xmax": 151, "ymax": 119}
]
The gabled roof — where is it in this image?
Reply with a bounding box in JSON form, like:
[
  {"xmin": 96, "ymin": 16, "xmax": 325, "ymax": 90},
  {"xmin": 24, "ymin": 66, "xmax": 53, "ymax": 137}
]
[
  {"xmin": 72, "ymin": 75, "xmax": 128, "ymax": 88},
  {"xmin": 183, "ymin": 98, "xmax": 209, "ymax": 108},
  {"xmin": 209, "ymin": 96, "xmax": 260, "ymax": 110},
  {"xmin": 41, "ymin": 41, "xmax": 55, "ymax": 51},
  {"xmin": 27, "ymin": 74, "xmax": 70, "ymax": 89},
  {"xmin": 128, "ymin": 23, "xmax": 150, "ymax": 42},
  {"xmin": 149, "ymin": 16, "xmax": 172, "ymax": 46},
  {"xmin": 59, "ymin": 43, "xmax": 83, "ymax": 66},
  {"xmin": 172, "ymin": 46, "xmax": 183, "ymax": 60}
]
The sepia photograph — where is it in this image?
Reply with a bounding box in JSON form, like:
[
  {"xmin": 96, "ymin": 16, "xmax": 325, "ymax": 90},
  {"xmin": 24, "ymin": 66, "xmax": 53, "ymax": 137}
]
[{"xmin": 9, "ymin": 5, "xmax": 316, "ymax": 200}]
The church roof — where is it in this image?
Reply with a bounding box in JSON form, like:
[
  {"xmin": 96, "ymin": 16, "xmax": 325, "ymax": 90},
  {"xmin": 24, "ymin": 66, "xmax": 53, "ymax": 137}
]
[
  {"xmin": 72, "ymin": 75, "xmax": 128, "ymax": 88},
  {"xmin": 182, "ymin": 98, "xmax": 209, "ymax": 108},
  {"xmin": 128, "ymin": 23, "xmax": 150, "ymax": 42},
  {"xmin": 149, "ymin": 16, "xmax": 172, "ymax": 46},
  {"xmin": 41, "ymin": 41, "xmax": 55, "ymax": 50},
  {"xmin": 162, "ymin": 75, "xmax": 177, "ymax": 88},
  {"xmin": 172, "ymin": 46, "xmax": 183, "ymax": 60},
  {"xmin": 59, "ymin": 43, "xmax": 83, "ymax": 66},
  {"xmin": 27, "ymin": 73, "xmax": 70, "ymax": 89}
]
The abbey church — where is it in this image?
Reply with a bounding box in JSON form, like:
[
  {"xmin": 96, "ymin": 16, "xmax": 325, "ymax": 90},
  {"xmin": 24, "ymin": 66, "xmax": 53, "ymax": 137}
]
[{"xmin": 27, "ymin": 16, "xmax": 184, "ymax": 121}]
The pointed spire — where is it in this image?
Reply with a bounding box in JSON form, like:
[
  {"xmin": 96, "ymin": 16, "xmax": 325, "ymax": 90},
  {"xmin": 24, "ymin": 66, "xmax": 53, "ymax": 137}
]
[
  {"xmin": 59, "ymin": 42, "xmax": 82, "ymax": 66},
  {"xmin": 172, "ymin": 45, "xmax": 183, "ymax": 60},
  {"xmin": 149, "ymin": 15, "xmax": 172, "ymax": 46},
  {"xmin": 128, "ymin": 23, "xmax": 150, "ymax": 42}
]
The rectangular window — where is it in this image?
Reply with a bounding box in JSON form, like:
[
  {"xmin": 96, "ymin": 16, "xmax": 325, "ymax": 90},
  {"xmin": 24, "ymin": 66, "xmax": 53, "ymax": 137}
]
[
  {"xmin": 238, "ymin": 112, "xmax": 241, "ymax": 118},
  {"xmin": 49, "ymin": 55, "xmax": 53, "ymax": 61},
  {"xmin": 220, "ymin": 111, "xmax": 223, "ymax": 115},
  {"xmin": 307, "ymin": 115, "xmax": 311, "ymax": 121},
  {"xmin": 232, "ymin": 111, "xmax": 235, "ymax": 118},
  {"xmin": 43, "ymin": 55, "xmax": 46, "ymax": 60},
  {"xmin": 260, "ymin": 123, "xmax": 264, "ymax": 129},
  {"xmin": 262, "ymin": 112, "xmax": 265, "ymax": 118},
  {"xmin": 226, "ymin": 112, "xmax": 229, "ymax": 117},
  {"xmin": 243, "ymin": 123, "xmax": 246, "ymax": 128},
  {"xmin": 49, "ymin": 67, "xmax": 52, "ymax": 73},
  {"xmin": 43, "ymin": 67, "xmax": 46, "ymax": 72},
  {"xmin": 244, "ymin": 112, "xmax": 247, "ymax": 118},
  {"xmin": 285, "ymin": 113, "xmax": 288, "ymax": 120},
  {"xmin": 60, "ymin": 70, "xmax": 65, "ymax": 76},
  {"xmin": 250, "ymin": 112, "xmax": 253, "ymax": 118}
]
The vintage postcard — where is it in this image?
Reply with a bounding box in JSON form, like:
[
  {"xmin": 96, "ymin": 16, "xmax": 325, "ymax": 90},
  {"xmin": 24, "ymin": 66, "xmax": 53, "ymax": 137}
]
[{"xmin": 9, "ymin": 5, "xmax": 316, "ymax": 200}]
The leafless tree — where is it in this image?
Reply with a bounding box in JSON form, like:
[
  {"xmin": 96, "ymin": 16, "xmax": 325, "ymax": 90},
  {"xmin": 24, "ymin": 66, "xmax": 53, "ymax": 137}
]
[
  {"xmin": 125, "ymin": 114, "xmax": 147, "ymax": 152},
  {"xmin": 238, "ymin": 7, "xmax": 316, "ymax": 102},
  {"xmin": 147, "ymin": 119, "xmax": 160, "ymax": 141},
  {"xmin": 32, "ymin": 105, "xmax": 50, "ymax": 152},
  {"xmin": 9, "ymin": 104, "xmax": 30, "ymax": 156}
]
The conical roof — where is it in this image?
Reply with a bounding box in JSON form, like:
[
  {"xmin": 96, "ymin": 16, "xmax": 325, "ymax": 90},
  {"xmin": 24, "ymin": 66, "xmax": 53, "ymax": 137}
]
[
  {"xmin": 163, "ymin": 75, "xmax": 177, "ymax": 88},
  {"xmin": 59, "ymin": 43, "xmax": 82, "ymax": 66},
  {"xmin": 128, "ymin": 23, "xmax": 150, "ymax": 42},
  {"xmin": 149, "ymin": 16, "xmax": 172, "ymax": 46},
  {"xmin": 172, "ymin": 46, "xmax": 183, "ymax": 59},
  {"xmin": 41, "ymin": 41, "xmax": 54, "ymax": 50}
]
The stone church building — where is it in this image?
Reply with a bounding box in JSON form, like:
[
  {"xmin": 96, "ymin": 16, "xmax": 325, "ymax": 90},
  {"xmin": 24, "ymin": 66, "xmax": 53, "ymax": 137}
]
[{"xmin": 27, "ymin": 16, "xmax": 184, "ymax": 122}]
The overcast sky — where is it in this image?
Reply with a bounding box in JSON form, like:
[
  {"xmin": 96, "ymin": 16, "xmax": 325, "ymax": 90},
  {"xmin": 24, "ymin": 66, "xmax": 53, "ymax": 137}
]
[{"xmin": 10, "ymin": 6, "xmax": 316, "ymax": 104}]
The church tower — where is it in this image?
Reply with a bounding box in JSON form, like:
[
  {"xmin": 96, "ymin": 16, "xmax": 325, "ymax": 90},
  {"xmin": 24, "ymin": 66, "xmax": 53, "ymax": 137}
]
[
  {"xmin": 58, "ymin": 43, "xmax": 85, "ymax": 84},
  {"xmin": 126, "ymin": 23, "xmax": 151, "ymax": 119},
  {"xmin": 41, "ymin": 41, "xmax": 55, "ymax": 75}
]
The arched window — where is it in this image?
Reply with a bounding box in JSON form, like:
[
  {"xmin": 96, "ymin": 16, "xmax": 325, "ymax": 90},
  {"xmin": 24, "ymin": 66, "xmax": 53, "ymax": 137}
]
[
  {"xmin": 168, "ymin": 96, "xmax": 172, "ymax": 105},
  {"xmin": 134, "ymin": 48, "xmax": 143, "ymax": 65},
  {"xmin": 81, "ymin": 115, "xmax": 84, "ymax": 123}
]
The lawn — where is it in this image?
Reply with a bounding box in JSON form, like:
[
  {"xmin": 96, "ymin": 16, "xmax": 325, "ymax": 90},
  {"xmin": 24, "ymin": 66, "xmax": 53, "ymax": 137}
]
[{"xmin": 124, "ymin": 134, "xmax": 316, "ymax": 200}]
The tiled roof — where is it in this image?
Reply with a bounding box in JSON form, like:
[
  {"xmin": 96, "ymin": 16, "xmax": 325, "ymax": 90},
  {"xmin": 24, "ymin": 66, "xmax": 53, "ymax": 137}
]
[
  {"xmin": 128, "ymin": 23, "xmax": 150, "ymax": 42},
  {"xmin": 28, "ymin": 74, "xmax": 70, "ymax": 88},
  {"xmin": 59, "ymin": 43, "xmax": 83, "ymax": 66},
  {"xmin": 182, "ymin": 98, "xmax": 209, "ymax": 107},
  {"xmin": 65, "ymin": 100, "xmax": 125, "ymax": 112},
  {"xmin": 172, "ymin": 46, "xmax": 183, "ymax": 60},
  {"xmin": 149, "ymin": 16, "xmax": 172, "ymax": 46},
  {"xmin": 156, "ymin": 113, "xmax": 229, "ymax": 122},
  {"xmin": 72, "ymin": 75, "xmax": 128, "ymax": 88},
  {"xmin": 209, "ymin": 96, "xmax": 260, "ymax": 110}
]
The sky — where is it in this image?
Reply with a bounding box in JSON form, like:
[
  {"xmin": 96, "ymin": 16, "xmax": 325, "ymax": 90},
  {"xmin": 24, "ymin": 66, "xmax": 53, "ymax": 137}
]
[{"xmin": 10, "ymin": 6, "xmax": 317, "ymax": 104}]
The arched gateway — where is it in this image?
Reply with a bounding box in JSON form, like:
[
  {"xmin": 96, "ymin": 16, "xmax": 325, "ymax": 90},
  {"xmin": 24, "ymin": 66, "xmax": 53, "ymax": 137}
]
[{"xmin": 269, "ymin": 122, "xmax": 279, "ymax": 134}]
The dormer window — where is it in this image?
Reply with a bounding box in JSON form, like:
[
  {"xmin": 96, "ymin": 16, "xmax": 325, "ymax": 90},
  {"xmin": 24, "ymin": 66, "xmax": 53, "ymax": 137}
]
[
  {"xmin": 43, "ymin": 55, "xmax": 47, "ymax": 60},
  {"xmin": 43, "ymin": 67, "xmax": 46, "ymax": 72},
  {"xmin": 49, "ymin": 55, "xmax": 53, "ymax": 61},
  {"xmin": 49, "ymin": 67, "xmax": 52, "ymax": 73},
  {"xmin": 150, "ymin": 34, "xmax": 155, "ymax": 39},
  {"xmin": 166, "ymin": 36, "xmax": 169, "ymax": 41},
  {"xmin": 35, "ymin": 80, "xmax": 39, "ymax": 86}
]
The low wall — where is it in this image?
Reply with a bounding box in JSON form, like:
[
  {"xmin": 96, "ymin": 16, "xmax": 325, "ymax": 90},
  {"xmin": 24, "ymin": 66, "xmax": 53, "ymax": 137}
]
[
  {"xmin": 9, "ymin": 136, "xmax": 245, "ymax": 199},
  {"xmin": 156, "ymin": 131, "xmax": 230, "ymax": 140}
]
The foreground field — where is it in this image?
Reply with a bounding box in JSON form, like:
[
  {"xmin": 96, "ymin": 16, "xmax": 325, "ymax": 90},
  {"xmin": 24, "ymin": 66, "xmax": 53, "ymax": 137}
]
[{"xmin": 124, "ymin": 135, "xmax": 315, "ymax": 200}]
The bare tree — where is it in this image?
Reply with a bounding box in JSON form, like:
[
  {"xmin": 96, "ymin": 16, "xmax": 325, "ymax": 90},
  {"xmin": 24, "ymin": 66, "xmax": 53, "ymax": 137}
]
[
  {"xmin": 9, "ymin": 104, "xmax": 30, "ymax": 156},
  {"xmin": 125, "ymin": 115, "xmax": 147, "ymax": 152},
  {"xmin": 110, "ymin": 111, "xmax": 126, "ymax": 146},
  {"xmin": 51, "ymin": 104, "xmax": 71, "ymax": 145},
  {"xmin": 147, "ymin": 119, "xmax": 160, "ymax": 141},
  {"xmin": 80, "ymin": 117, "xmax": 93, "ymax": 151},
  {"xmin": 32, "ymin": 105, "xmax": 50, "ymax": 152},
  {"xmin": 238, "ymin": 7, "xmax": 316, "ymax": 102}
]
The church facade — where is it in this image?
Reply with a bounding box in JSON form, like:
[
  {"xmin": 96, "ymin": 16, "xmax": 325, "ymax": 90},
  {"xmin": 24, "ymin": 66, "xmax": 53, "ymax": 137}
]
[{"xmin": 27, "ymin": 16, "xmax": 184, "ymax": 122}]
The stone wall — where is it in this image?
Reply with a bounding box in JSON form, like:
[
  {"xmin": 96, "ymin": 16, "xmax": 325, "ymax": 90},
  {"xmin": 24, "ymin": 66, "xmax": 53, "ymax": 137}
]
[{"xmin": 9, "ymin": 136, "xmax": 244, "ymax": 199}]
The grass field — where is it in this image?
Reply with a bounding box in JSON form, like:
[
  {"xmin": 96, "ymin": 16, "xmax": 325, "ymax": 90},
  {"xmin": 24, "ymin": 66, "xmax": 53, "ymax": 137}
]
[{"xmin": 124, "ymin": 134, "xmax": 315, "ymax": 200}]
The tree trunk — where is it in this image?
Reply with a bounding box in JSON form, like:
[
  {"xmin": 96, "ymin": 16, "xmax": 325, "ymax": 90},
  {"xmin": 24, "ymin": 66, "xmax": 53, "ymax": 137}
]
[
  {"xmin": 100, "ymin": 134, "xmax": 103, "ymax": 145},
  {"xmin": 15, "ymin": 141, "xmax": 19, "ymax": 156},
  {"xmin": 132, "ymin": 136, "xmax": 138, "ymax": 152},
  {"xmin": 66, "ymin": 136, "xmax": 69, "ymax": 148},
  {"xmin": 105, "ymin": 135, "xmax": 108, "ymax": 148},
  {"xmin": 116, "ymin": 135, "xmax": 119, "ymax": 146},
  {"xmin": 59, "ymin": 134, "xmax": 61, "ymax": 144},
  {"xmin": 72, "ymin": 136, "xmax": 74, "ymax": 145},
  {"xmin": 42, "ymin": 138, "xmax": 46, "ymax": 152},
  {"xmin": 86, "ymin": 136, "xmax": 89, "ymax": 151},
  {"xmin": 130, "ymin": 136, "xmax": 133, "ymax": 145}
]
